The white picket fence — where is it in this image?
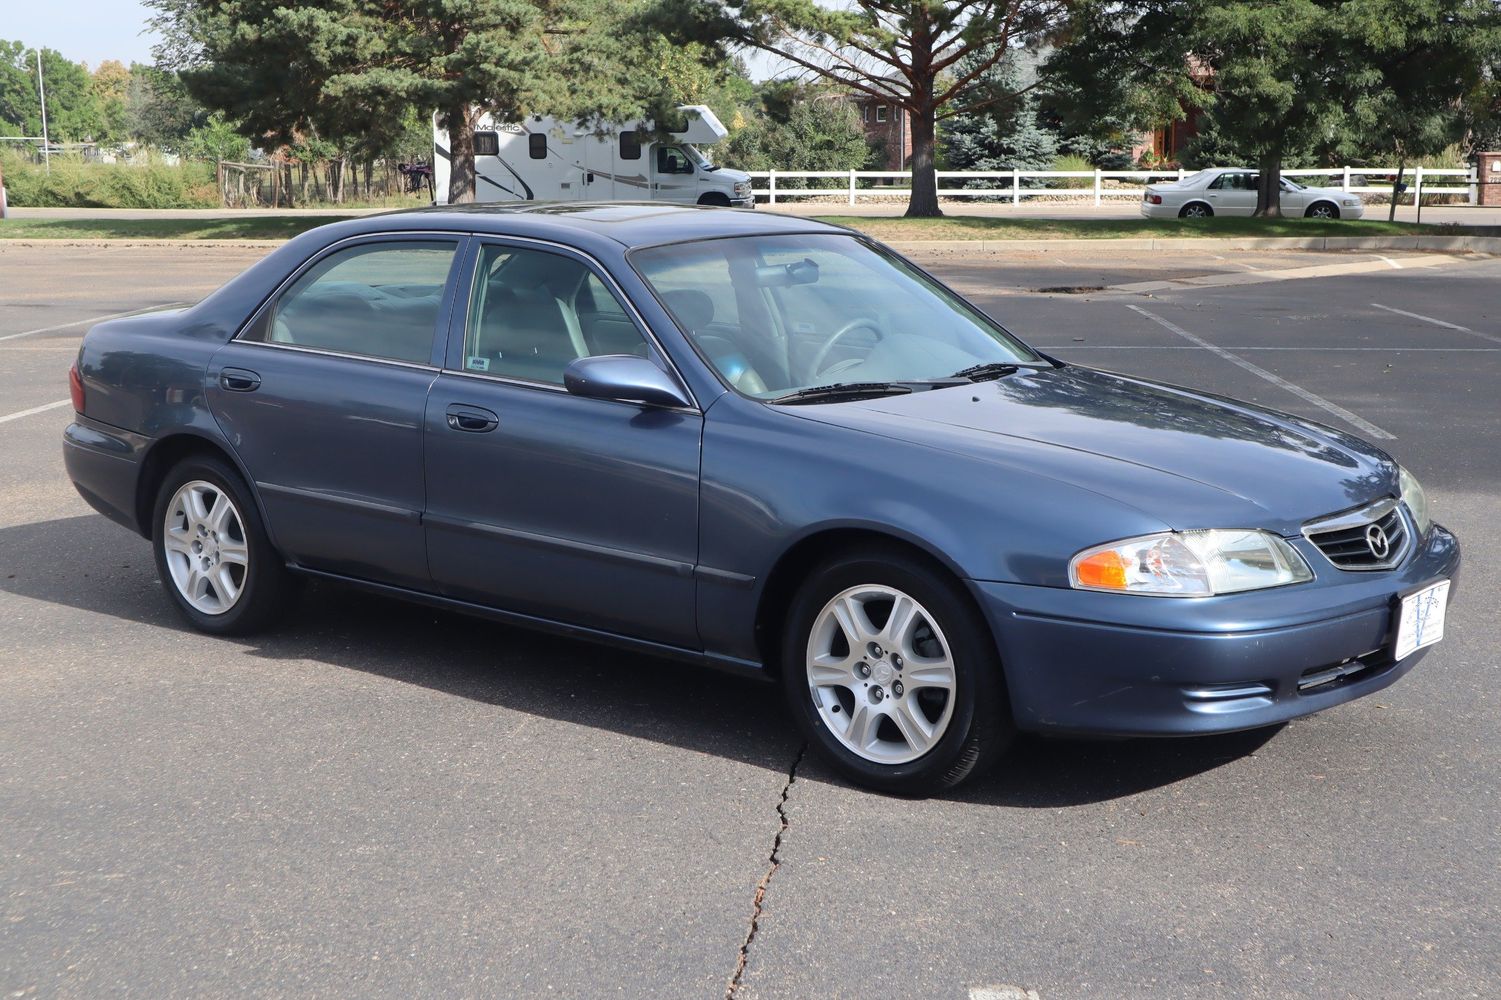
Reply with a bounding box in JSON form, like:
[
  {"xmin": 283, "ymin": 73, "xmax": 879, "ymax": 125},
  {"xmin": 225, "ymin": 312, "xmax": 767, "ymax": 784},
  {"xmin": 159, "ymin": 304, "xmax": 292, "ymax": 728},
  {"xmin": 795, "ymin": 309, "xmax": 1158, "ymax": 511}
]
[{"xmin": 746, "ymin": 167, "xmax": 1477, "ymax": 205}]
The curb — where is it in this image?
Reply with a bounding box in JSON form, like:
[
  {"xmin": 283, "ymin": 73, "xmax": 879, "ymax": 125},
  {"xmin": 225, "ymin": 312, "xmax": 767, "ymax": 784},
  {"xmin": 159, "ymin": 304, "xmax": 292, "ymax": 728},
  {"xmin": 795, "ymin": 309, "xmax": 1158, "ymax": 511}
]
[{"xmin": 883, "ymin": 235, "xmax": 1501, "ymax": 253}]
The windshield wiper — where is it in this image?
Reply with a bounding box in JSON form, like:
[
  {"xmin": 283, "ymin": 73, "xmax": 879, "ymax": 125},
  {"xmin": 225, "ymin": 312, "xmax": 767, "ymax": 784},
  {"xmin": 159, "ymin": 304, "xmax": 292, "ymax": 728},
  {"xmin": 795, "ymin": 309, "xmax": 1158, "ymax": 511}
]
[
  {"xmin": 950, "ymin": 362, "xmax": 1021, "ymax": 382},
  {"xmin": 768, "ymin": 382, "xmax": 913, "ymax": 405}
]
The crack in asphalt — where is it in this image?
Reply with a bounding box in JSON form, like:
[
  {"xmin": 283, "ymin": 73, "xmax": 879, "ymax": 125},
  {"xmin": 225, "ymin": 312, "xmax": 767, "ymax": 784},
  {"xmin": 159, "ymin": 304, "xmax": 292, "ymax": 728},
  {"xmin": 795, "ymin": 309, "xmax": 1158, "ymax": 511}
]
[{"xmin": 725, "ymin": 743, "xmax": 806, "ymax": 1000}]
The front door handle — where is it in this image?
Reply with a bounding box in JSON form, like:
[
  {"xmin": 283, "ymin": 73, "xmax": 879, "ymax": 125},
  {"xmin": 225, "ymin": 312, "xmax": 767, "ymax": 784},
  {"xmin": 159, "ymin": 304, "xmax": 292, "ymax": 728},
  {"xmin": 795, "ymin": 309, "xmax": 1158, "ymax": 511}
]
[
  {"xmin": 220, "ymin": 367, "xmax": 261, "ymax": 392},
  {"xmin": 445, "ymin": 403, "xmax": 499, "ymax": 433}
]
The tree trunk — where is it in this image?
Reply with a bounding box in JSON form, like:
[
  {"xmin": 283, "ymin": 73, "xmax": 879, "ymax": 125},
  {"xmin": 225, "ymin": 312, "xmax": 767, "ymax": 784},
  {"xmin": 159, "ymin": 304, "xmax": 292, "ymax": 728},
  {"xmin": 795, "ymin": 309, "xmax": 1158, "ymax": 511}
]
[
  {"xmin": 445, "ymin": 103, "xmax": 477, "ymax": 205},
  {"xmin": 1253, "ymin": 152, "xmax": 1283, "ymax": 217},
  {"xmin": 1388, "ymin": 160, "xmax": 1405, "ymax": 223},
  {"xmin": 904, "ymin": 103, "xmax": 941, "ymax": 218}
]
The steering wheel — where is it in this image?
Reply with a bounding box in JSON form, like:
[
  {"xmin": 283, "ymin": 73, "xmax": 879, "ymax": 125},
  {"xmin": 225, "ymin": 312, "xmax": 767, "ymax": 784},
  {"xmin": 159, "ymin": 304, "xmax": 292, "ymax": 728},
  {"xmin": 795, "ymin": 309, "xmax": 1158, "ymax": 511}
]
[{"xmin": 806, "ymin": 317, "xmax": 882, "ymax": 381}]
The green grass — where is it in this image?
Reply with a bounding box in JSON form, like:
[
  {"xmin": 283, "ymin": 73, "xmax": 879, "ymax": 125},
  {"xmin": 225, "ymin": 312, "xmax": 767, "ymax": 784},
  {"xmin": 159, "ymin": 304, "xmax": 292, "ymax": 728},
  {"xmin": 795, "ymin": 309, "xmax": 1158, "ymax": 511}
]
[
  {"xmin": 812, "ymin": 215, "xmax": 1444, "ymax": 241},
  {"xmin": 0, "ymin": 212, "xmax": 1476, "ymax": 243},
  {"xmin": 0, "ymin": 217, "xmax": 355, "ymax": 241}
]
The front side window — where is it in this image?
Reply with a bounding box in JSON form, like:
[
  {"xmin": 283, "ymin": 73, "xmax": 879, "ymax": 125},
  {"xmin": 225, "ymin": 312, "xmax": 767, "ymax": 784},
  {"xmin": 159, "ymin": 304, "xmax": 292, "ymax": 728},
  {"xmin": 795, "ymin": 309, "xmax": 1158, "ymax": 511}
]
[
  {"xmin": 252, "ymin": 241, "xmax": 457, "ymax": 364},
  {"xmin": 632, "ymin": 234, "xmax": 1042, "ymax": 398},
  {"xmin": 464, "ymin": 245, "xmax": 649, "ymax": 385},
  {"xmin": 656, "ymin": 146, "xmax": 693, "ymax": 175}
]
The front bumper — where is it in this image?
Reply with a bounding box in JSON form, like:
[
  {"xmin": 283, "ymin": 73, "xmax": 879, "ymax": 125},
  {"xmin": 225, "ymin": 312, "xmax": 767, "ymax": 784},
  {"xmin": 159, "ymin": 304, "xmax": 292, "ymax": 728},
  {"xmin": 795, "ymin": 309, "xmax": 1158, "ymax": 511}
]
[
  {"xmin": 732, "ymin": 195, "xmax": 756, "ymax": 209},
  {"xmin": 973, "ymin": 524, "xmax": 1460, "ymax": 737}
]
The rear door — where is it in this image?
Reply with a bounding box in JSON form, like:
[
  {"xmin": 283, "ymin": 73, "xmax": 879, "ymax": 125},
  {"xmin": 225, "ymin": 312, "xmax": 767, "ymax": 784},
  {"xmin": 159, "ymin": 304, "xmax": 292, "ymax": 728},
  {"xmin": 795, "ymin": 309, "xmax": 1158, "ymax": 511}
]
[
  {"xmin": 422, "ymin": 239, "xmax": 703, "ymax": 646},
  {"xmin": 208, "ymin": 234, "xmax": 464, "ymax": 588},
  {"xmin": 1206, "ymin": 172, "xmax": 1259, "ymax": 215}
]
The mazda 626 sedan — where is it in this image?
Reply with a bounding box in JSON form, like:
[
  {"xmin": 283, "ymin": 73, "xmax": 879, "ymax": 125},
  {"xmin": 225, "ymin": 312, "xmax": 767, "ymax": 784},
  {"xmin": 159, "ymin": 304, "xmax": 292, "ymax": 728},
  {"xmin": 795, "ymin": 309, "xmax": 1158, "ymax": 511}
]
[{"xmin": 64, "ymin": 204, "xmax": 1459, "ymax": 794}]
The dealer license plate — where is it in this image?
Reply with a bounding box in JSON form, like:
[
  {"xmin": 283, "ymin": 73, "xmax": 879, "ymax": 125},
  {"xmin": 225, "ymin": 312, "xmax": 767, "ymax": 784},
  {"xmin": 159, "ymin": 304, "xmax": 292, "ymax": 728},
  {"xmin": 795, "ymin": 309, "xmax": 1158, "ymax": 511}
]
[{"xmin": 1394, "ymin": 580, "xmax": 1450, "ymax": 661}]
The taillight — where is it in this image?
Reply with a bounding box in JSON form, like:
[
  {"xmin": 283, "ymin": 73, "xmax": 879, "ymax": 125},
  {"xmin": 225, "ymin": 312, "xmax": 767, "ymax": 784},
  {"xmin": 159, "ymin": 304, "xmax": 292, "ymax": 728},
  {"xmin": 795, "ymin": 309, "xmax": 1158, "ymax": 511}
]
[
  {"xmin": 1150, "ymin": 195, "xmax": 1163, "ymax": 205},
  {"xmin": 69, "ymin": 361, "xmax": 86, "ymax": 414}
]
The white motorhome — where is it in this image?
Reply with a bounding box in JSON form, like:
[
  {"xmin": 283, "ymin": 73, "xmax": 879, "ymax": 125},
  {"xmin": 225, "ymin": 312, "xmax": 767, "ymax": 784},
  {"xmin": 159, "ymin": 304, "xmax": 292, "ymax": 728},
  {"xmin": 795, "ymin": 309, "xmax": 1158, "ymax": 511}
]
[{"xmin": 433, "ymin": 105, "xmax": 753, "ymax": 208}]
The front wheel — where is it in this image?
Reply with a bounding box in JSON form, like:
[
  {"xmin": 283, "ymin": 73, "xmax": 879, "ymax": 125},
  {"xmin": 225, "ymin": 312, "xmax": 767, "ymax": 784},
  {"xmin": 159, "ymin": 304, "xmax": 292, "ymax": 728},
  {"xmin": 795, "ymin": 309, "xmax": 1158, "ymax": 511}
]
[
  {"xmin": 152, "ymin": 455, "xmax": 299, "ymax": 635},
  {"xmin": 781, "ymin": 547, "xmax": 1013, "ymax": 795},
  {"xmin": 1305, "ymin": 201, "xmax": 1340, "ymax": 219}
]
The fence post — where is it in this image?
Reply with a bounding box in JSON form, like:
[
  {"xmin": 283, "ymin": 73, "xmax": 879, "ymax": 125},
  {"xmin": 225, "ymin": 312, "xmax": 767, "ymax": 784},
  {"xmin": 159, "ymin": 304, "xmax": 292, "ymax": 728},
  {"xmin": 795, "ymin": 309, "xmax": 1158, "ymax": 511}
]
[
  {"xmin": 1413, "ymin": 166, "xmax": 1423, "ymax": 207},
  {"xmin": 1469, "ymin": 166, "xmax": 1478, "ymax": 206},
  {"xmin": 848, "ymin": 168, "xmax": 856, "ymax": 207},
  {"xmin": 1343, "ymin": 165, "xmax": 1351, "ymax": 192},
  {"xmin": 1094, "ymin": 168, "xmax": 1102, "ymax": 207},
  {"xmin": 1178, "ymin": 167, "xmax": 1186, "ymax": 182},
  {"xmin": 769, "ymin": 170, "xmax": 777, "ymax": 206},
  {"xmin": 1011, "ymin": 168, "xmax": 1019, "ymax": 205},
  {"xmin": 216, "ymin": 160, "xmax": 225, "ymax": 207}
]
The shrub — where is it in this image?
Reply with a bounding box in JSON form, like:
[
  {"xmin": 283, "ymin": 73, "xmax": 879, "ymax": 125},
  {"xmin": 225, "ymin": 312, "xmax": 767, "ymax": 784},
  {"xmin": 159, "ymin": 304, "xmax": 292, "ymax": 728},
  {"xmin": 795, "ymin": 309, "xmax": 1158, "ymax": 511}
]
[
  {"xmin": 0, "ymin": 150, "xmax": 220, "ymax": 209},
  {"xmin": 1050, "ymin": 154, "xmax": 1095, "ymax": 189}
]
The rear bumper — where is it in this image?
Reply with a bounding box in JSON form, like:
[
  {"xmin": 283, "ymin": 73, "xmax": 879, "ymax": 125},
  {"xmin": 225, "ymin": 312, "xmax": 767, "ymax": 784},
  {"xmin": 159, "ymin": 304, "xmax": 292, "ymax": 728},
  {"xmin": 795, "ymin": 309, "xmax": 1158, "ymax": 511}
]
[
  {"xmin": 974, "ymin": 524, "xmax": 1460, "ymax": 737},
  {"xmin": 63, "ymin": 416, "xmax": 150, "ymax": 535}
]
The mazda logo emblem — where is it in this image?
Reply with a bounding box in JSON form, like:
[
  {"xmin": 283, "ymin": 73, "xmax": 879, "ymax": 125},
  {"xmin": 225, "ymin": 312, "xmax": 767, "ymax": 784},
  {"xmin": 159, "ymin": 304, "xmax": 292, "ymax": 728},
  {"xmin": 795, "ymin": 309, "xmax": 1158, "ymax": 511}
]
[{"xmin": 1365, "ymin": 523, "xmax": 1391, "ymax": 559}]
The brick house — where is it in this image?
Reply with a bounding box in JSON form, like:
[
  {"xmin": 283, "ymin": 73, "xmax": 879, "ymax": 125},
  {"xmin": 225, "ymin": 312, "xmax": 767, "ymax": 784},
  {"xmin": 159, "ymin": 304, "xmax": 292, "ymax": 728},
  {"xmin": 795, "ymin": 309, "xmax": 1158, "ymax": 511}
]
[{"xmin": 847, "ymin": 94, "xmax": 913, "ymax": 170}]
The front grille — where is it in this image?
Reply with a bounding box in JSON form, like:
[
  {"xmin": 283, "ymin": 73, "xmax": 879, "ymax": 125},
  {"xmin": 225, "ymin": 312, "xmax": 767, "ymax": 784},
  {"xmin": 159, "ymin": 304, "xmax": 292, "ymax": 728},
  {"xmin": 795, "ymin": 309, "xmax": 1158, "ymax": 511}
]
[{"xmin": 1302, "ymin": 498, "xmax": 1410, "ymax": 571}]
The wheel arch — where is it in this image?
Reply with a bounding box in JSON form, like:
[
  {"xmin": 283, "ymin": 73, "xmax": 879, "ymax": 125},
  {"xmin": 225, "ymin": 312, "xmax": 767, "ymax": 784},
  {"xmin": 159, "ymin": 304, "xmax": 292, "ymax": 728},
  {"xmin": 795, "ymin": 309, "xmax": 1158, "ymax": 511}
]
[
  {"xmin": 697, "ymin": 191, "xmax": 732, "ymax": 207},
  {"xmin": 752, "ymin": 525, "xmax": 991, "ymax": 679},
  {"xmin": 135, "ymin": 432, "xmax": 275, "ymax": 546}
]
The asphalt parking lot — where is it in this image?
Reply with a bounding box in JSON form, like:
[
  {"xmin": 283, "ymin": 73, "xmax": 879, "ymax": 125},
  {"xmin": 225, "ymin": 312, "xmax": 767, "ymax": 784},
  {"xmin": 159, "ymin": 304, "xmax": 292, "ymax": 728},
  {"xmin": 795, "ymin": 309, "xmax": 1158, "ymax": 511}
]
[{"xmin": 2, "ymin": 239, "xmax": 1498, "ymax": 999}]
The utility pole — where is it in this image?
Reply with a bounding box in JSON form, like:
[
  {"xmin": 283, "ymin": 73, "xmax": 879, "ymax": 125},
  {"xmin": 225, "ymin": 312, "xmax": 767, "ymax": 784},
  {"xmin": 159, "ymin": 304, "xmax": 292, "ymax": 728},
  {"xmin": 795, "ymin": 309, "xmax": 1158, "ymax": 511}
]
[{"xmin": 36, "ymin": 49, "xmax": 50, "ymax": 174}]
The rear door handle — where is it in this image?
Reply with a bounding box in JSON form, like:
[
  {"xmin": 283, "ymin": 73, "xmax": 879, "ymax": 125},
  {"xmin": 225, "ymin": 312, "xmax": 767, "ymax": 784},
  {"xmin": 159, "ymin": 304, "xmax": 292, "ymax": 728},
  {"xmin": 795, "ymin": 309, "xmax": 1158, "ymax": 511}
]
[
  {"xmin": 220, "ymin": 367, "xmax": 261, "ymax": 392},
  {"xmin": 445, "ymin": 403, "xmax": 499, "ymax": 433}
]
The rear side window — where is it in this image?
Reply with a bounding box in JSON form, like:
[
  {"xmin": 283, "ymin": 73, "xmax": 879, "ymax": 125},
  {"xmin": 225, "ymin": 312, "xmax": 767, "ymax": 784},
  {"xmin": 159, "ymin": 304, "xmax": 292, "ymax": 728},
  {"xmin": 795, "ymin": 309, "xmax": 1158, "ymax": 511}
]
[
  {"xmin": 247, "ymin": 241, "xmax": 457, "ymax": 364},
  {"xmin": 619, "ymin": 130, "xmax": 641, "ymax": 160},
  {"xmin": 473, "ymin": 131, "xmax": 499, "ymax": 156},
  {"xmin": 529, "ymin": 133, "xmax": 547, "ymax": 159}
]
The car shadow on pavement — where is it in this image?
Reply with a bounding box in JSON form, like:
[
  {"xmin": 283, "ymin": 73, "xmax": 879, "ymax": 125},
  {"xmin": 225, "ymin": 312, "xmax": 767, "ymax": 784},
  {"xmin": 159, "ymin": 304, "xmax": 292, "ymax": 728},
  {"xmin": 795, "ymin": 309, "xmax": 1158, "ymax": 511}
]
[{"xmin": 3, "ymin": 514, "xmax": 1276, "ymax": 807}]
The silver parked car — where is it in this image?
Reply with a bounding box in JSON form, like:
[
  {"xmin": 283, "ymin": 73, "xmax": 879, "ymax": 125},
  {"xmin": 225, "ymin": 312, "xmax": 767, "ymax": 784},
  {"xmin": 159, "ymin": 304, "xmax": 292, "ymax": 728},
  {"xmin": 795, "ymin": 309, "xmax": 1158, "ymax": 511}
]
[{"xmin": 1141, "ymin": 168, "xmax": 1366, "ymax": 220}]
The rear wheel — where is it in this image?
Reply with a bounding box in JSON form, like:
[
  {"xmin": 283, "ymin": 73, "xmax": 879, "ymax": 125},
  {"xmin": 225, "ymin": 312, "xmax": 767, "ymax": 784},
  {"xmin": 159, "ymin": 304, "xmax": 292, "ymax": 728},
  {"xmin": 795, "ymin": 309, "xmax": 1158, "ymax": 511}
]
[
  {"xmin": 1305, "ymin": 201, "xmax": 1340, "ymax": 219},
  {"xmin": 1179, "ymin": 202, "xmax": 1213, "ymax": 219},
  {"xmin": 780, "ymin": 546, "xmax": 1012, "ymax": 795},
  {"xmin": 152, "ymin": 456, "xmax": 299, "ymax": 635}
]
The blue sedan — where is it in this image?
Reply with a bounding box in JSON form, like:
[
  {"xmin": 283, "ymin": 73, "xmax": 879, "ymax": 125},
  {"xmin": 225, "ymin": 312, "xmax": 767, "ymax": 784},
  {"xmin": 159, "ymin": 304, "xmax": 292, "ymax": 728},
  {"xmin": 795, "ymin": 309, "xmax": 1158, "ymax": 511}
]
[{"xmin": 62, "ymin": 205, "xmax": 1459, "ymax": 795}]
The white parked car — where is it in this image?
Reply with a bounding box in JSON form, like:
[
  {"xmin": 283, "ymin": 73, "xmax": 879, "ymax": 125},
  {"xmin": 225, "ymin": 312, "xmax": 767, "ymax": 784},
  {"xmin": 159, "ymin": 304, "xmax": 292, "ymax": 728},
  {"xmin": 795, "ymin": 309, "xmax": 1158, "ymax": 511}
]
[{"xmin": 1141, "ymin": 168, "xmax": 1365, "ymax": 220}]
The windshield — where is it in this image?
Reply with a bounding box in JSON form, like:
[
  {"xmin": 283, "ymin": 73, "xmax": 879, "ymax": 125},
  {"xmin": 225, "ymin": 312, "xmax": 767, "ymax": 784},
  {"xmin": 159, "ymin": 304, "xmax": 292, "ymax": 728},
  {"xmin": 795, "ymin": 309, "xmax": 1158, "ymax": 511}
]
[
  {"xmin": 682, "ymin": 144, "xmax": 713, "ymax": 169},
  {"xmin": 632, "ymin": 234, "xmax": 1044, "ymax": 398}
]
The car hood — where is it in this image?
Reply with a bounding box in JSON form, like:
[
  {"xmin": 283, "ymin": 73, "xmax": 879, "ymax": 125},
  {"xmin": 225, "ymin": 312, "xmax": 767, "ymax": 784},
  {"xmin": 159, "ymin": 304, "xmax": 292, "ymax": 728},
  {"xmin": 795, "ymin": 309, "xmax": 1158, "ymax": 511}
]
[{"xmin": 785, "ymin": 366, "xmax": 1398, "ymax": 536}]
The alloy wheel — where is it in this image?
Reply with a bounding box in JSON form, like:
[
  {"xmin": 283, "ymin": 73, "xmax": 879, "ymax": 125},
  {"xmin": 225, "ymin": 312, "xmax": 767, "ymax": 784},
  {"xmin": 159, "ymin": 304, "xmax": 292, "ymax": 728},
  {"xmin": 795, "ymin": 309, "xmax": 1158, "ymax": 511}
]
[
  {"xmin": 804, "ymin": 584, "xmax": 957, "ymax": 765},
  {"xmin": 161, "ymin": 480, "xmax": 249, "ymax": 615}
]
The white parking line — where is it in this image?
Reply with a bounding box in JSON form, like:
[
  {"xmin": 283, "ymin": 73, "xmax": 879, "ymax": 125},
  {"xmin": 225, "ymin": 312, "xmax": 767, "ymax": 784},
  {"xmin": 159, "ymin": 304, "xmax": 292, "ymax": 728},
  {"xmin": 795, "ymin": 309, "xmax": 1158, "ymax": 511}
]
[
  {"xmin": 0, "ymin": 399, "xmax": 70, "ymax": 425},
  {"xmin": 1370, "ymin": 302, "xmax": 1501, "ymax": 345},
  {"xmin": 1041, "ymin": 345, "xmax": 1501, "ymax": 352},
  {"xmin": 0, "ymin": 302, "xmax": 187, "ymax": 344},
  {"xmin": 1125, "ymin": 304, "xmax": 1396, "ymax": 440},
  {"xmin": 1373, "ymin": 255, "xmax": 1403, "ymax": 269}
]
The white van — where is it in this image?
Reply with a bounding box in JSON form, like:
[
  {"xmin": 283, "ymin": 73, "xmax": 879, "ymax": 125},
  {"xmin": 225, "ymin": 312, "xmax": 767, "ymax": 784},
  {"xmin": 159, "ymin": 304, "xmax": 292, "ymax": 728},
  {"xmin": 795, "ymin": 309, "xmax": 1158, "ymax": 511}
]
[{"xmin": 433, "ymin": 105, "xmax": 753, "ymax": 208}]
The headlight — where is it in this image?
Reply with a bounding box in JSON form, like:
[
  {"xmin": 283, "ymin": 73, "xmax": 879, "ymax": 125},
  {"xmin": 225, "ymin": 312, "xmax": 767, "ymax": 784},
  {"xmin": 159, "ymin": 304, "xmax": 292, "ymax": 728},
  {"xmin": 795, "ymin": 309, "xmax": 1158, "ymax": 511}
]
[
  {"xmin": 1343, "ymin": 198, "xmax": 1361, "ymax": 206},
  {"xmin": 1399, "ymin": 466, "xmax": 1431, "ymax": 535},
  {"xmin": 734, "ymin": 181, "xmax": 750, "ymax": 194},
  {"xmin": 1070, "ymin": 529, "xmax": 1313, "ymax": 597}
]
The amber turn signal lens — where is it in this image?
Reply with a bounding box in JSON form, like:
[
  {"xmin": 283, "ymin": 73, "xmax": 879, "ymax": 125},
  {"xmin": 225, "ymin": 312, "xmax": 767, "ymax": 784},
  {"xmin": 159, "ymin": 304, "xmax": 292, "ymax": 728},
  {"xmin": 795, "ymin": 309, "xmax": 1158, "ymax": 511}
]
[
  {"xmin": 1073, "ymin": 549, "xmax": 1128, "ymax": 590},
  {"xmin": 68, "ymin": 362, "xmax": 86, "ymax": 414}
]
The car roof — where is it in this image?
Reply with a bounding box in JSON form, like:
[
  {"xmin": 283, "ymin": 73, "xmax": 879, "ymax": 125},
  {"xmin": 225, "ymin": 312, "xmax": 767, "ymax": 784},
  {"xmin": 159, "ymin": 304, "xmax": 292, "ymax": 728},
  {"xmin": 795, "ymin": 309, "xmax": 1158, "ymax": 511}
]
[{"xmin": 325, "ymin": 202, "xmax": 849, "ymax": 251}]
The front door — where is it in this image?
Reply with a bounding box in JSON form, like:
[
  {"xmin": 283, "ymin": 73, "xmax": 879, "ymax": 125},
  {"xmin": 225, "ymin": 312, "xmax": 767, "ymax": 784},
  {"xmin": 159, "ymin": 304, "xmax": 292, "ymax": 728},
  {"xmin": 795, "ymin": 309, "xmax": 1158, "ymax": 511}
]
[
  {"xmin": 652, "ymin": 145, "xmax": 699, "ymax": 204},
  {"xmin": 423, "ymin": 240, "xmax": 703, "ymax": 647},
  {"xmin": 208, "ymin": 236, "xmax": 462, "ymax": 588}
]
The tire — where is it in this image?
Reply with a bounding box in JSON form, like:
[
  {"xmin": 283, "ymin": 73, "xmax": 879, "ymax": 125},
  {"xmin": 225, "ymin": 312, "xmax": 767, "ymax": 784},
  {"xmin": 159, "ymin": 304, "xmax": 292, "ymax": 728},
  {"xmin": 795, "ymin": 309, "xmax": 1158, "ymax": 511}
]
[
  {"xmin": 1305, "ymin": 201, "xmax": 1340, "ymax": 219},
  {"xmin": 151, "ymin": 455, "xmax": 300, "ymax": 635},
  {"xmin": 780, "ymin": 546, "xmax": 1013, "ymax": 795},
  {"xmin": 697, "ymin": 193, "xmax": 732, "ymax": 207},
  {"xmin": 1179, "ymin": 202, "xmax": 1213, "ymax": 219}
]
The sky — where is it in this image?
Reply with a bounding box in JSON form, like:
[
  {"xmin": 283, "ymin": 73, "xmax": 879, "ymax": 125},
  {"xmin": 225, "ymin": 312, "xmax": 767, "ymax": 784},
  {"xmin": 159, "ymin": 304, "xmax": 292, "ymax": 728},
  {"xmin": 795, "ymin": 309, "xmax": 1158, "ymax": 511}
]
[
  {"xmin": 7, "ymin": 1, "xmax": 163, "ymax": 68},
  {"xmin": 6, "ymin": 0, "xmax": 794, "ymax": 79}
]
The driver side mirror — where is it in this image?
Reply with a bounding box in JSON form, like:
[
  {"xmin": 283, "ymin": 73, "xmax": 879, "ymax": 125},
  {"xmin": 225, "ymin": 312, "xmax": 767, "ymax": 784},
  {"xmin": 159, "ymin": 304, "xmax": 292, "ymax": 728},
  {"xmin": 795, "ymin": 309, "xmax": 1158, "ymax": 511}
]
[{"xmin": 563, "ymin": 355, "xmax": 693, "ymax": 409}]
